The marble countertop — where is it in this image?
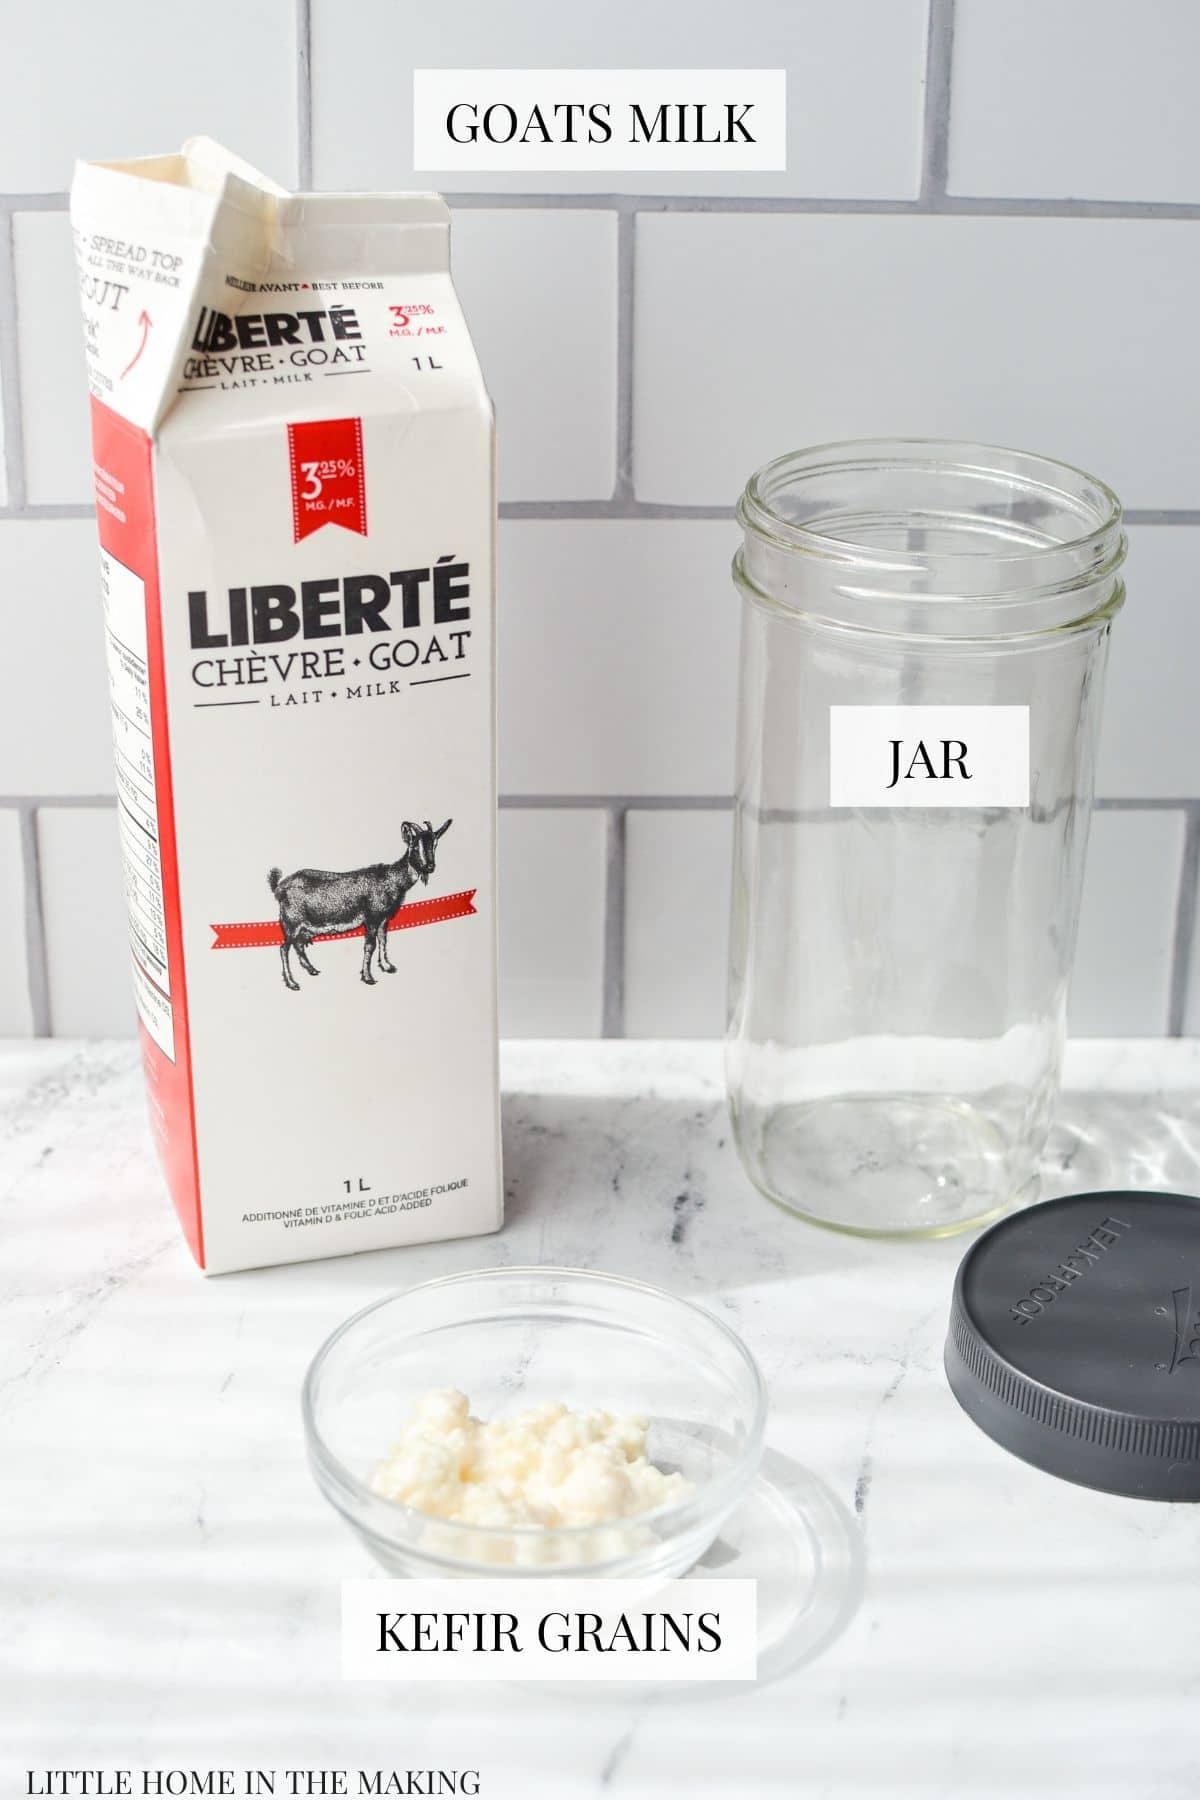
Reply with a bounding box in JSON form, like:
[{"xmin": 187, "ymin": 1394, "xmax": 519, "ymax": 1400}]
[{"xmin": 3, "ymin": 1038, "xmax": 1200, "ymax": 1799}]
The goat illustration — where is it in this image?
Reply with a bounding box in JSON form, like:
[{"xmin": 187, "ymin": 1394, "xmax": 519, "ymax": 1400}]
[{"xmin": 268, "ymin": 819, "xmax": 451, "ymax": 990}]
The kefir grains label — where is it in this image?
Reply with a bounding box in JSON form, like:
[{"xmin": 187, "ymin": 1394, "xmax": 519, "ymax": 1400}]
[
  {"xmin": 342, "ymin": 1579, "xmax": 758, "ymax": 1682},
  {"xmin": 829, "ymin": 706, "xmax": 1031, "ymax": 808}
]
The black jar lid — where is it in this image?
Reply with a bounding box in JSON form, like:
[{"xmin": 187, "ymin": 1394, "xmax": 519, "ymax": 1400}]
[{"xmin": 945, "ymin": 1191, "xmax": 1200, "ymax": 1501}]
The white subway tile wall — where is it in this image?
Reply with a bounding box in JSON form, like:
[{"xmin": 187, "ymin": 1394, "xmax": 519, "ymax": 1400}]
[
  {"xmin": 0, "ymin": 366, "xmax": 8, "ymax": 506},
  {"xmin": 1098, "ymin": 529, "xmax": 1200, "ymax": 801},
  {"xmin": 451, "ymin": 211, "xmax": 618, "ymax": 502},
  {"xmin": 499, "ymin": 521, "xmax": 738, "ymax": 797},
  {"xmin": 1068, "ymin": 810, "xmax": 1186, "ymax": 1037},
  {"xmin": 1186, "ymin": 882, "xmax": 1200, "ymax": 1038},
  {"xmin": 36, "ymin": 808, "xmax": 135, "ymax": 1037},
  {"xmin": 1, "ymin": 2, "xmax": 1198, "ymax": 1040},
  {"xmin": 498, "ymin": 810, "xmax": 608, "ymax": 1037},
  {"xmin": 13, "ymin": 213, "xmax": 91, "ymax": 505},
  {"xmin": 0, "ymin": 522, "xmax": 113, "ymax": 795},
  {"xmin": 948, "ymin": 0, "xmax": 1200, "ymax": 203},
  {"xmin": 633, "ymin": 214, "xmax": 1200, "ymax": 509},
  {"xmin": 624, "ymin": 810, "xmax": 733, "ymax": 1038},
  {"xmin": 0, "ymin": 811, "xmax": 33, "ymax": 1034},
  {"xmin": 1, "ymin": 0, "xmax": 298, "ymax": 190},
  {"xmin": 309, "ymin": 0, "xmax": 931, "ymax": 198}
]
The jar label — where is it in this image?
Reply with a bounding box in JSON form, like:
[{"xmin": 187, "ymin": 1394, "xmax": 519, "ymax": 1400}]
[{"xmin": 829, "ymin": 706, "xmax": 1030, "ymax": 808}]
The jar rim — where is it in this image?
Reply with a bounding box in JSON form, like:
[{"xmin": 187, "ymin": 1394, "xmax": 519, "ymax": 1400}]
[{"xmin": 737, "ymin": 437, "xmax": 1124, "ymax": 572}]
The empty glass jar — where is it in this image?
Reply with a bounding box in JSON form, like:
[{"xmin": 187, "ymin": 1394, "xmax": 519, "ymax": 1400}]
[{"xmin": 727, "ymin": 440, "xmax": 1126, "ymax": 1238}]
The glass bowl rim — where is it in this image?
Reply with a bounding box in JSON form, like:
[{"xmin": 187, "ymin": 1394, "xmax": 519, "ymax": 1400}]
[{"xmin": 301, "ymin": 1263, "xmax": 769, "ymax": 1546}]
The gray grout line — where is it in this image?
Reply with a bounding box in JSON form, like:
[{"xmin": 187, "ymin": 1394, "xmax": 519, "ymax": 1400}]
[
  {"xmin": 1121, "ymin": 509, "xmax": 1200, "ymax": 526},
  {"xmin": 497, "ymin": 796, "xmax": 733, "ymax": 811},
  {"xmin": 0, "ymin": 795, "xmax": 117, "ymax": 809},
  {"xmin": 1168, "ymin": 810, "xmax": 1200, "ymax": 1036},
  {"xmin": 16, "ymin": 805, "xmax": 51, "ymax": 1036},
  {"xmin": 601, "ymin": 805, "xmax": 626, "ymax": 1038},
  {"xmin": 445, "ymin": 191, "xmax": 1200, "ymax": 219},
  {"xmin": 498, "ymin": 795, "xmax": 592, "ymax": 809},
  {"xmin": 6, "ymin": 793, "xmax": 1200, "ymax": 813},
  {"xmin": 612, "ymin": 209, "xmax": 636, "ymax": 503},
  {"xmin": 498, "ymin": 503, "xmax": 1200, "ymax": 527},
  {"xmin": 0, "ymin": 210, "xmax": 27, "ymax": 511},
  {"xmin": 497, "ymin": 498, "xmax": 735, "ymax": 522},
  {"xmin": 498, "ymin": 500, "xmax": 622, "ymax": 521},
  {"xmin": 4, "ymin": 499, "xmax": 1198, "ymax": 527},
  {"xmin": 907, "ymin": 194, "xmax": 1200, "ymax": 222},
  {"xmin": 637, "ymin": 195, "xmax": 925, "ymax": 216},
  {"xmin": 6, "ymin": 190, "xmax": 1200, "ymax": 220},
  {"xmin": 919, "ymin": 0, "xmax": 956, "ymax": 208},
  {"xmin": 0, "ymin": 503, "xmax": 93, "ymax": 522},
  {"xmin": 295, "ymin": 0, "xmax": 313, "ymax": 189},
  {"xmin": 0, "ymin": 195, "xmax": 68, "ymax": 214},
  {"xmin": 446, "ymin": 194, "xmax": 640, "ymax": 212},
  {"xmin": 1094, "ymin": 797, "xmax": 1200, "ymax": 813}
]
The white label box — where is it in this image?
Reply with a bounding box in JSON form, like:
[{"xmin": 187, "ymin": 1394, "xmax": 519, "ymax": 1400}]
[
  {"xmin": 830, "ymin": 705, "xmax": 1031, "ymax": 808},
  {"xmin": 342, "ymin": 1577, "xmax": 758, "ymax": 1682},
  {"xmin": 413, "ymin": 70, "xmax": 787, "ymax": 172}
]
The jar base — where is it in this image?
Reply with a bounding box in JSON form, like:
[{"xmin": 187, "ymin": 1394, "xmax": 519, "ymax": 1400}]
[{"xmin": 734, "ymin": 1091, "xmax": 1039, "ymax": 1240}]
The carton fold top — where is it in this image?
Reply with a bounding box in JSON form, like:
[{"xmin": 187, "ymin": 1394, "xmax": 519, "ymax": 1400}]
[{"xmin": 70, "ymin": 138, "xmax": 471, "ymax": 439}]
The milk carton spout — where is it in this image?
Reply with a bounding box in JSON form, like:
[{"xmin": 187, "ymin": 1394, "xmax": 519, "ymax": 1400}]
[{"xmin": 71, "ymin": 142, "xmax": 280, "ymax": 435}]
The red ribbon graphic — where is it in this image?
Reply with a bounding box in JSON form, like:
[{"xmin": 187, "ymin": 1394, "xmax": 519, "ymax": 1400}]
[
  {"xmin": 211, "ymin": 889, "xmax": 476, "ymax": 950},
  {"xmin": 287, "ymin": 417, "xmax": 367, "ymax": 541}
]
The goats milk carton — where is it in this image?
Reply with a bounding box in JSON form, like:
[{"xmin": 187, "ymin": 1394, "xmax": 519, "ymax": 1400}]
[{"xmin": 70, "ymin": 139, "xmax": 501, "ymax": 1273}]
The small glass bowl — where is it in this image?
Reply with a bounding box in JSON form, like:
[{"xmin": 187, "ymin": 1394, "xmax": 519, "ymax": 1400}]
[{"xmin": 302, "ymin": 1266, "xmax": 767, "ymax": 1579}]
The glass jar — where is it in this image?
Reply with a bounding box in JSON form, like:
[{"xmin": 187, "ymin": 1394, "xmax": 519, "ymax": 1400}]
[{"xmin": 727, "ymin": 440, "xmax": 1126, "ymax": 1238}]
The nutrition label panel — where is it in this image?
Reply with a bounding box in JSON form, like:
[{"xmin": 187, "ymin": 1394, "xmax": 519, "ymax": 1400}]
[{"xmin": 101, "ymin": 549, "xmax": 175, "ymax": 1061}]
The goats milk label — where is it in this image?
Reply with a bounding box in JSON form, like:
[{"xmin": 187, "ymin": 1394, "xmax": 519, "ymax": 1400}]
[
  {"xmin": 412, "ymin": 70, "xmax": 787, "ymax": 172},
  {"xmin": 71, "ymin": 139, "xmax": 501, "ymax": 1273},
  {"xmin": 829, "ymin": 706, "xmax": 1031, "ymax": 809}
]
